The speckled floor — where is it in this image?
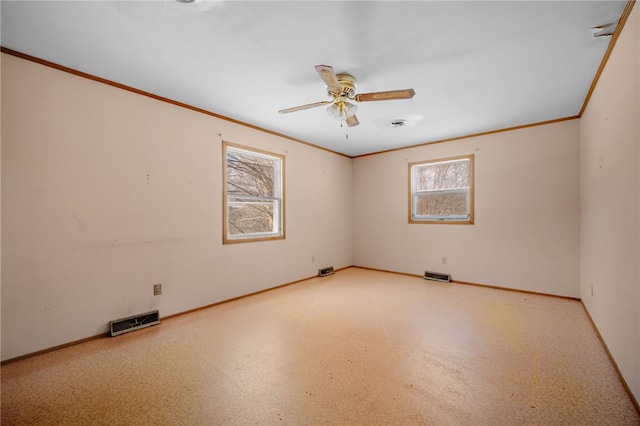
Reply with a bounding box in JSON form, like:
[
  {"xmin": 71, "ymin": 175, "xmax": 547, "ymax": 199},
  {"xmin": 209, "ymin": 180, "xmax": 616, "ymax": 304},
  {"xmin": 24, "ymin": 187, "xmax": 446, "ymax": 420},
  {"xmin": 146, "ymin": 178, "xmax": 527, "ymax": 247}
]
[{"xmin": 2, "ymin": 267, "xmax": 639, "ymax": 425}]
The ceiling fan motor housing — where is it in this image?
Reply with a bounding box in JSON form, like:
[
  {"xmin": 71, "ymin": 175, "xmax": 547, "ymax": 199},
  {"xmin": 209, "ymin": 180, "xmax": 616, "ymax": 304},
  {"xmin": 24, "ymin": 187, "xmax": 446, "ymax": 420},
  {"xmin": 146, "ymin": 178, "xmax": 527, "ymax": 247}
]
[{"xmin": 331, "ymin": 73, "xmax": 357, "ymax": 99}]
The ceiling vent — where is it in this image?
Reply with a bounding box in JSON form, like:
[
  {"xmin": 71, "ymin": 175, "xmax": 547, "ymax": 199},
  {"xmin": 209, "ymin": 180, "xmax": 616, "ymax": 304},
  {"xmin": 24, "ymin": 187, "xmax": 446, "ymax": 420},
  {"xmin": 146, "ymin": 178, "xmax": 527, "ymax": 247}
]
[
  {"xmin": 389, "ymin": 120, "xmax": 408, "ymax": 127},
  {"xmin": 591, "ymin": 22, "xmax": 617, "ymax": 37}
]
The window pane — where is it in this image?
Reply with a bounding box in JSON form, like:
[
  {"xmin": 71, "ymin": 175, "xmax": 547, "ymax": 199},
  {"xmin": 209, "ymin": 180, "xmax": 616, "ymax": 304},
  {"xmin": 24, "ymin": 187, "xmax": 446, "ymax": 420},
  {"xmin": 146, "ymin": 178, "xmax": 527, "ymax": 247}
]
[
  {"xmin": 226, "ymin": 151, "xmax": 275, "ymax": 197},
  {"xmin": 415, "ymin": 191, "xmax": 468, "ymax": 218},
  {"xmin": 227, "ymin": 201, "xmax": 275, "ymax": 236},
  {"xmin": 415, "ymin": 159, "xmax": 469, "ymax": 191}
]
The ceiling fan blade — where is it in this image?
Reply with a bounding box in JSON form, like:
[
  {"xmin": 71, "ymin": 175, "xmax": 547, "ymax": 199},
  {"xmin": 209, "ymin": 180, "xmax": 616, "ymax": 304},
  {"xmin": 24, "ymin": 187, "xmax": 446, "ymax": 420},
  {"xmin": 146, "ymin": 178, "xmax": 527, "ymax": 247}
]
[
  {"xmin": 346, "ymin": 115, "xmax": 359, "ymax": 127},
  {"xmin": 355, "ymin": 88, "xmax": 416, "ymax": 102},
  {"xmin": 278, "ymin": 101, "xmax": 329, "ymax": 114},
  {"xmin": 315, "ymin": 65, "xmax": 342, "ymax": 95}
]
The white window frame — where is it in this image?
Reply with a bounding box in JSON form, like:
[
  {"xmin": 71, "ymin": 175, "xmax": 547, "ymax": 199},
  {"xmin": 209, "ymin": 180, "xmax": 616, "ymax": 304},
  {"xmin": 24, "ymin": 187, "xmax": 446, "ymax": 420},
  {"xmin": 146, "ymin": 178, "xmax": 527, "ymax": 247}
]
[
  {"xmin": 409, "ymin": 154, "xmax": 474, "ymax": 224},
  {"xmin": 223, "ymin": 141, "xmax": 285, "ymax": 244}
]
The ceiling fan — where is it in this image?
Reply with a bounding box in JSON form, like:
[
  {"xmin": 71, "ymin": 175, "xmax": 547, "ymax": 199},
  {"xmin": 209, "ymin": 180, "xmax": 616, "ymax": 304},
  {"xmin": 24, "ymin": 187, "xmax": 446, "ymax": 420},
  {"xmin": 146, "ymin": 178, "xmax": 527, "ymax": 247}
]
[{"xmin": 278, "ymin": 65, "xmax": 415, "ymax": 128}]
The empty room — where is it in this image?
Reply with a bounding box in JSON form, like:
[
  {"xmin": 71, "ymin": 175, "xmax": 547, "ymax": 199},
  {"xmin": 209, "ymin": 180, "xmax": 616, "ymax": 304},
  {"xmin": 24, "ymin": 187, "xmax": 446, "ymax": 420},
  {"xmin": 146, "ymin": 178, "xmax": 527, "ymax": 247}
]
[{"xmin": 1, "ymin": 1, "xmax": 639, "ymax": 425}]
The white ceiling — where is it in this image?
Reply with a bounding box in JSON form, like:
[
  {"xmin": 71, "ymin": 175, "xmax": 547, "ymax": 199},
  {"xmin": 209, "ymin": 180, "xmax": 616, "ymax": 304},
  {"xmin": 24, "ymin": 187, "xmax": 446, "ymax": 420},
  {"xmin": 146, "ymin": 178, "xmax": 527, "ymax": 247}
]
[{"xmin": 1, "ymin": 1, "xmax": 628, "ymax": 157}]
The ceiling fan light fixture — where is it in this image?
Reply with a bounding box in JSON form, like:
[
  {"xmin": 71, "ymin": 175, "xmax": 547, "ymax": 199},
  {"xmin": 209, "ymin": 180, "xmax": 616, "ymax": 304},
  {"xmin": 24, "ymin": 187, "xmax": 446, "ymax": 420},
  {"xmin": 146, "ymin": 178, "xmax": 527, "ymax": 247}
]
[
  {"xmin": 326, "ymin": 103, "xmax": 341, "ymax": 119},
  {"xmin": 344, "ymin": 102, "xmax": 358, "ymax": 118},
  {"xmin": 327, "ymin": 101, "xmax": 357, "ymax": 120}
]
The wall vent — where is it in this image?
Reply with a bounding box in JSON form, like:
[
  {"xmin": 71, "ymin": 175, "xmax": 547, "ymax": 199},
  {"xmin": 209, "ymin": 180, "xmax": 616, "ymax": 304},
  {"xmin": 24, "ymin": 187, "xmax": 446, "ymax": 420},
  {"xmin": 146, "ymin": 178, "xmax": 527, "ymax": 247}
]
[
  {"xmin": 110, "ymin": 310, "xmax": 160, "ymax": 337},
  {"xmin": 424, "ymin": 271, "xmax": 452, "ymax": 283},
  {"xmin": 318, "ymin": 266, "xmax": 335, "ymax": 277}
]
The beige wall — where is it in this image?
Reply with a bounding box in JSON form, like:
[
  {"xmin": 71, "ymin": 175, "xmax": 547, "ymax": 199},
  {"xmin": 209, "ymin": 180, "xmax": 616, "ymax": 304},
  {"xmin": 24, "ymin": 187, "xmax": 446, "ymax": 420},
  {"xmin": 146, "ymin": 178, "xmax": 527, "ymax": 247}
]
[
  {"xmin": 0, "ymin": 53, "xmax": 353, "ymax": 361},
  {"xmin": 352, "ymin": 120, "xmax": 581, "ymax": 298},
  {"xmin": 580, "ymin": 5, "xmax": 640, "ymax": 401}
]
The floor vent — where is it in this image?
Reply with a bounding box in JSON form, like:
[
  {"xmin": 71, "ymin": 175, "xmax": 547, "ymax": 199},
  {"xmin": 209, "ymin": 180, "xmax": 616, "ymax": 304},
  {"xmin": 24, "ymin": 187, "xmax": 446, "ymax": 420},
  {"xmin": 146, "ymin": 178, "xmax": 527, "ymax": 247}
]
[
  {"xmin": 318, "ymin": 266, "xmax": 335, "ymax": 277},
  {"xmin": 110, "ymin": 310, "xmax": 160, "ymax": 337},
  {"xmin": 424, "ymin": 271, "xmax": 452, "ymax": 283}
]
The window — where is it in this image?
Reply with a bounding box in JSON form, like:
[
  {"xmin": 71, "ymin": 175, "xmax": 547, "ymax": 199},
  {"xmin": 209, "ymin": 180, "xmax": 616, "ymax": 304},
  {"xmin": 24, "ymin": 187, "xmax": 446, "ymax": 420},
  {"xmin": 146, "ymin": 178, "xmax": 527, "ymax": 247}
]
[
  {"xmin": 223, "ymin": 142, "xmax": 285, "ymax": 243},
  {"xmin": 409, "ymin": 154, "xmax": 474, "ymax": 224}
]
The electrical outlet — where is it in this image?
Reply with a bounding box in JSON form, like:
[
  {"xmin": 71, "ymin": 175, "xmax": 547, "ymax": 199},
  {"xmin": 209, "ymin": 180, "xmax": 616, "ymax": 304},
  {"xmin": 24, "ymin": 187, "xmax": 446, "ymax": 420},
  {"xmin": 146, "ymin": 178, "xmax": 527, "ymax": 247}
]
[
  {"xmin": 442, "ymin": 257, "xmax": 447, "ymax": 265},
  {"xmin": 153, "ymin": 283, "xmax": 162, "ymax": 296}
]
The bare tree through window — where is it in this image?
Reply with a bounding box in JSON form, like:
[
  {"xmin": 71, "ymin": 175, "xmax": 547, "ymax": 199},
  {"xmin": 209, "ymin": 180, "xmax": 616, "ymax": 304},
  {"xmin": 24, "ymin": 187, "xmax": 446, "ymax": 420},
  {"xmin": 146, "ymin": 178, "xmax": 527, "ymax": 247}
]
[
  {"xmin": 224, "ymin": 143, "xmax": 284, "ymax": 242},
  {"xmin": 410, "ymin": 155, "xmax": 474, "ymax": 223}
]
